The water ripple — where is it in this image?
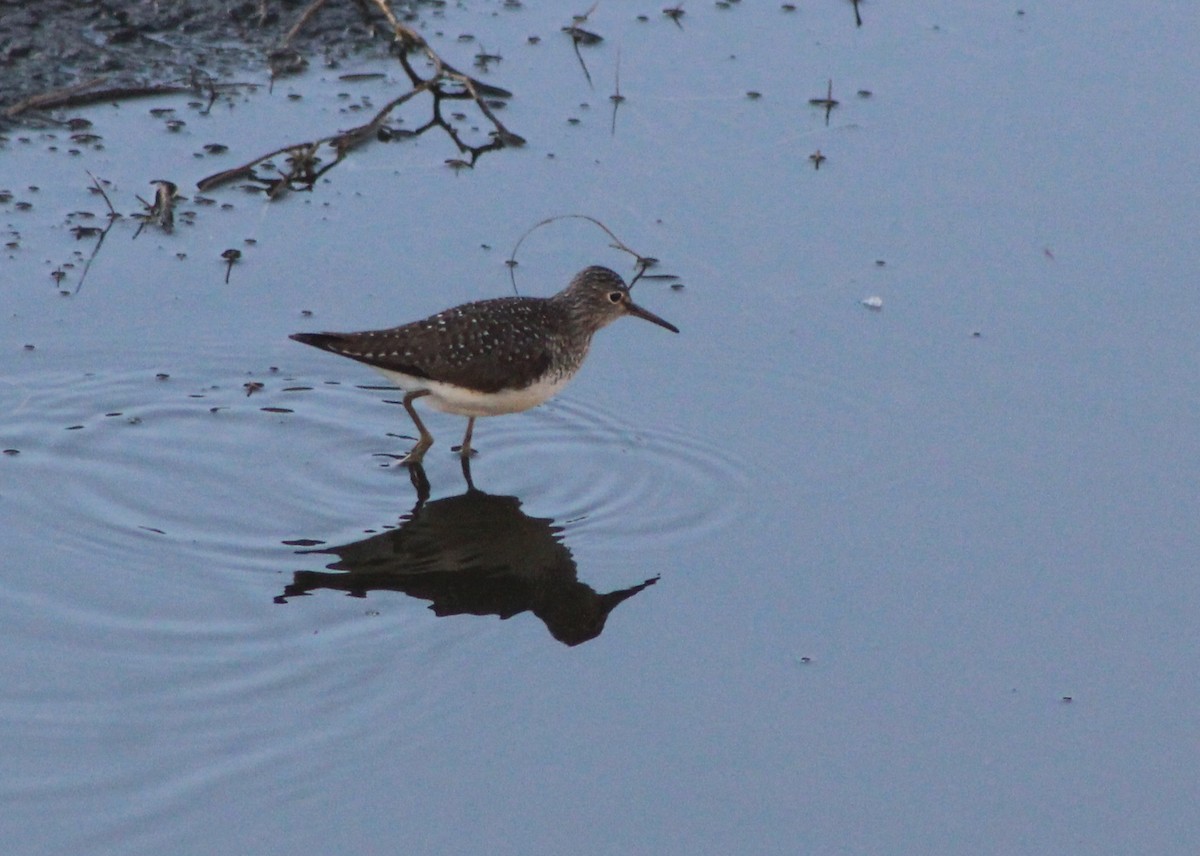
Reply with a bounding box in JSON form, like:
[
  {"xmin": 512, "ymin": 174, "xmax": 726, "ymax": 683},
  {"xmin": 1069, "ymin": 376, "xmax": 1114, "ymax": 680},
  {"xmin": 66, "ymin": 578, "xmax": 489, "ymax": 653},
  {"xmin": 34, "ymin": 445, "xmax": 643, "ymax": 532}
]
[
  {"xmin": 2, "ymin": 361, "xmax": 740, "ymax": 632},
  {"xmin": 469, "ymin": 395, "xmax": 748, "ymax": 546}
]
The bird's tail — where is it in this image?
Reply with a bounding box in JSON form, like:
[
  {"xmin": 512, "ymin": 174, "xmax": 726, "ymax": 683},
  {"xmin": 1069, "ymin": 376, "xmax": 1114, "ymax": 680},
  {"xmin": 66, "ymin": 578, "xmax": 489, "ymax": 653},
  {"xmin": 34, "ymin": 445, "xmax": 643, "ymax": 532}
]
[{"xmin": 289, "ymin": 332, "xmax": 345, "ymax": 352}]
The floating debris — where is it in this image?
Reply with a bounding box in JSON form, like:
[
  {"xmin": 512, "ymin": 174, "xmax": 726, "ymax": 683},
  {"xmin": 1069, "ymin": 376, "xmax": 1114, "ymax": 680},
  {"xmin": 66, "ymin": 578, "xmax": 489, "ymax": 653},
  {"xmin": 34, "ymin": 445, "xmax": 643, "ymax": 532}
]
[
  {"xmin": 562, "ymin": 25, "xmax": 602, "ymax": 45},
  {"xmin": 133, "ymin": 180, "xmax": 179, "ymax": 237}
]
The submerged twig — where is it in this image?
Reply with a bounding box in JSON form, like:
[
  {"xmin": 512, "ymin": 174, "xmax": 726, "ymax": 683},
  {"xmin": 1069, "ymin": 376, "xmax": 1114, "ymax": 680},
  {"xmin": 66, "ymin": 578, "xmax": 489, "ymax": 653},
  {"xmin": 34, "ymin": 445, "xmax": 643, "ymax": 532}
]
[
  {"xmin": 75, "ymin": 172, "xmax": 122, "ymax": 293},
  {"xmin": 506, "ymin": 215, "xmax": 675, "ymax": 293},
  {"xmin": 222, "ymin": 248, "xmax": 242, "ymax": 284},
  {"xmin": 563, "ymin": 2, "xmax": 603, "ymax": 88},
  {"xmin": 609, "ymin": 49, "xmax": 625, "ymax": 136},
  {"xmin": 808, "ymin": 79, "xmax": 839, "ymax": 126},
  {"xmin": 87, "ymin": 170, "xmax": 118, "ymax": 219}
]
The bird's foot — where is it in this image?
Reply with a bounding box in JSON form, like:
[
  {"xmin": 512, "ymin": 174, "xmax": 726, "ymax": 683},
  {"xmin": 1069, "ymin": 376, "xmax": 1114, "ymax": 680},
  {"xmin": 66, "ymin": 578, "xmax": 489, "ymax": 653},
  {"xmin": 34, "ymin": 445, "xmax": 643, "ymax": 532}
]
[
  {"xmin": 399, "ymin": 449, "xmax": 427, "ymax": 467},
  {"xmin": 399, "ymin": 437, "xmax": 433, "ymax": 467}
]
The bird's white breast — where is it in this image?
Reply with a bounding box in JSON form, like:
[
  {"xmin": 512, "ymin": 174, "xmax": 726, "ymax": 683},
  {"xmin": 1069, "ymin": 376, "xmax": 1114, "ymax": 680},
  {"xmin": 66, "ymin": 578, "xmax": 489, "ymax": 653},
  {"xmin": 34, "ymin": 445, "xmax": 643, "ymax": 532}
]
[{"xmin": 371, "ymin": 367, "xmax": 575, "ymax": 417}]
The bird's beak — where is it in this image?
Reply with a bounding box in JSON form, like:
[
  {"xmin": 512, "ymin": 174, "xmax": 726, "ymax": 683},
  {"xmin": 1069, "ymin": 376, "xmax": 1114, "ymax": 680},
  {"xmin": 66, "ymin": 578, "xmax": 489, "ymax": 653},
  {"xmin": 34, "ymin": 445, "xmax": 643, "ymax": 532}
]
[{"xmin": 626, "ymin": 300, "xmax": 680, "ymax": 333}]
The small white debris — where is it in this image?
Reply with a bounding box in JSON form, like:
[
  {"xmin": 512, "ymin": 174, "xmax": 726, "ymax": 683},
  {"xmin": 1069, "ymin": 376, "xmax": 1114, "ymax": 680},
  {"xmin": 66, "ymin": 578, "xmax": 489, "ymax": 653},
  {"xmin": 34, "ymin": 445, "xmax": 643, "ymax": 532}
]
[{"xmin": 861, "ymin": 296, "xmax": 884, "ymax": 311}]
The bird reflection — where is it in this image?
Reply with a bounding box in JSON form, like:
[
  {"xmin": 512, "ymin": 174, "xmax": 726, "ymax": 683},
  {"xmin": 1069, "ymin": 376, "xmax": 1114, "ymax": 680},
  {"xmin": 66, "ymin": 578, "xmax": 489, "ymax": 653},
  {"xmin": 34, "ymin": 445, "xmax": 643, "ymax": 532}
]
[{"xmin": 277, "ymin": 460, "xmax": 658, "ymax": 646}]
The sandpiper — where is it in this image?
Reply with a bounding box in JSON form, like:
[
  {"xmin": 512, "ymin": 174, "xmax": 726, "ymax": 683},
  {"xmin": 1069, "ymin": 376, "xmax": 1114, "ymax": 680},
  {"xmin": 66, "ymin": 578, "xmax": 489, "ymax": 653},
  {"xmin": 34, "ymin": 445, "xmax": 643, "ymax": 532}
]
[{"xmin": 290, "ymin": 265, "xmax": 678, "ymax": 464}]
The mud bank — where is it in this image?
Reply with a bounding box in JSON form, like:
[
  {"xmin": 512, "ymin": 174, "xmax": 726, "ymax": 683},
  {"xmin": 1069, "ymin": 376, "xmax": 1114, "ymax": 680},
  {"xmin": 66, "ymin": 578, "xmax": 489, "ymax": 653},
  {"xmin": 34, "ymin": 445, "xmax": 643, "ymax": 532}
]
[{"xmin": 0, "ymin": 0, "xmax": 404, "ymax": 125}]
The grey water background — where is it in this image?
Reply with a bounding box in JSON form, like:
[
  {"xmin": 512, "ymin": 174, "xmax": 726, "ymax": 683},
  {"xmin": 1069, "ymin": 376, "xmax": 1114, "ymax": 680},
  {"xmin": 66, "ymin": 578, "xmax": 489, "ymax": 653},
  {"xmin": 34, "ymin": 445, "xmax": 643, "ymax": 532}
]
[{"xmin": 3, "ymin": 2, "xmax": 1200, "ymax": 854}]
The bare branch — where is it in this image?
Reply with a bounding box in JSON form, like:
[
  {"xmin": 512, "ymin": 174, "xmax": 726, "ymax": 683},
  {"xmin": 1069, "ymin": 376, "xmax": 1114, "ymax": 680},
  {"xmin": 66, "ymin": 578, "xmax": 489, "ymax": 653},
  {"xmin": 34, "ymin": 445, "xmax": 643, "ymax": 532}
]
[
  {"xmin": 198, "ymin": 1, "xmax": 521, "ymax": 196},
  {"xmin": 506, "ymin": 215, "xmax": 664, "ymax": 294}
]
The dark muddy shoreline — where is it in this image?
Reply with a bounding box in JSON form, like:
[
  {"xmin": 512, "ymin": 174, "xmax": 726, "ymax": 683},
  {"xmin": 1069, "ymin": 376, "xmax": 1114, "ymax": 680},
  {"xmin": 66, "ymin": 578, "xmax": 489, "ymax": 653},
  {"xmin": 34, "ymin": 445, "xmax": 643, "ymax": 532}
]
[{"xmin": 0, "ymin": 0, "xmax": 406, "ymax": 126}]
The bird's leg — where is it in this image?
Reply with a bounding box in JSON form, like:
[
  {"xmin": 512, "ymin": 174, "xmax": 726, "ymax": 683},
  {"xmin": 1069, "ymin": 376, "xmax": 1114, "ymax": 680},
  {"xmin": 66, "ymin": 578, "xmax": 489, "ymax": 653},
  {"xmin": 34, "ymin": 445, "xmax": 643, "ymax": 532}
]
[
  {"xmin": 454, "ymin": 416, "xmax": 476, "ymax": 459},
  {"xmin": 401, "ymin": 390, "xmax": 434, "ymax": 466}
]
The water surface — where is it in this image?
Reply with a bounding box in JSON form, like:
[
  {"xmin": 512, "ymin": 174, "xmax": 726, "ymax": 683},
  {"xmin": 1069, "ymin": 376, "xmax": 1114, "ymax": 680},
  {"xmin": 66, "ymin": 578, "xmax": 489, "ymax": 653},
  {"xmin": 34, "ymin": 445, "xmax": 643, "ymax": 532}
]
[{"xmin": 3, "ymin": 2, "xmax": 1199, "ymax": 854}]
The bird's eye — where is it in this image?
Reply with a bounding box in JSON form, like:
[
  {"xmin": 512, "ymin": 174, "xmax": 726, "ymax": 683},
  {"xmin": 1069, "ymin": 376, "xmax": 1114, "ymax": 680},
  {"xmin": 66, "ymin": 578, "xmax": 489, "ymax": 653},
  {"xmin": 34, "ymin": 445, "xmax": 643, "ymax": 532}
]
[{"xmin": 607, "ymin": 291, "xmax": 623, "ymax": 304}]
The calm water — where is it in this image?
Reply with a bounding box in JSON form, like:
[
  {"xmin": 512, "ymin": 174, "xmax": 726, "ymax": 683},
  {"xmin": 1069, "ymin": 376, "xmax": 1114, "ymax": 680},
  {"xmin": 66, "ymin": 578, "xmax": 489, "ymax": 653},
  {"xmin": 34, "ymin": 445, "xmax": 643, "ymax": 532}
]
[{"xmin": 3, "ymin": 2, "xmax": 1199, "ymax": 854}]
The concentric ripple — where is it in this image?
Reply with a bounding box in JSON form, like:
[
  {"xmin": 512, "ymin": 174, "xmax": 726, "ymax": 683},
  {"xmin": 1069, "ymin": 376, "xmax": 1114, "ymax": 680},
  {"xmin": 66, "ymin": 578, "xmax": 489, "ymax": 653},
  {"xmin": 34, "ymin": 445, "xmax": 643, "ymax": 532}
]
[
  {"xmin": 3, "ymin": 364, "xmax": 372, "ymax": 564},
  {"xmin": 438, "ymin": 393, "xmax": 749, "ymax": 547},
  {"xmin": 4, "ymin": 353, "xmax": 747, "ymax": 583},
  {"xmin": 1, "ymin": 357, "xmax": 483, "ymax": 844}
]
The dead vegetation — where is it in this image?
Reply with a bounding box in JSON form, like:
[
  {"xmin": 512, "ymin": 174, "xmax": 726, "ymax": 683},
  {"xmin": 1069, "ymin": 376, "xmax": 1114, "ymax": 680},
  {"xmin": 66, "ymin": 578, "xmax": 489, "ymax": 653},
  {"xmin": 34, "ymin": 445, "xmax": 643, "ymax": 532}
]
[
  {"xmin": 7, "ymin": 0, "xmax": 525, "ymax": 198},
  {"xmin": 195, "ymin": 0, "xmax": 525, "ymax": 197}
]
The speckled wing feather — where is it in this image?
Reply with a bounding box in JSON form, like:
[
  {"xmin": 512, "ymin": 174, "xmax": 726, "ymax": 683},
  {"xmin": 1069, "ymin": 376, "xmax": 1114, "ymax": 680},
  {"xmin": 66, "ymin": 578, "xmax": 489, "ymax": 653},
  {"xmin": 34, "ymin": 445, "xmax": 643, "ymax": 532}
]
[{"xmin": 291, "ymin": 296, "xmax": 568, "ymax": 393}]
